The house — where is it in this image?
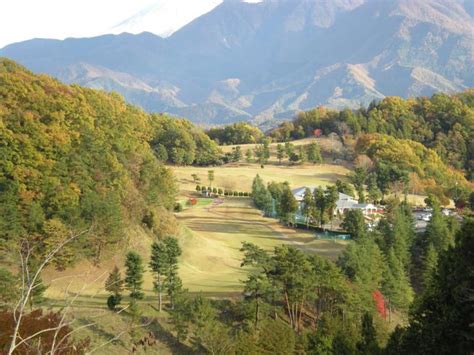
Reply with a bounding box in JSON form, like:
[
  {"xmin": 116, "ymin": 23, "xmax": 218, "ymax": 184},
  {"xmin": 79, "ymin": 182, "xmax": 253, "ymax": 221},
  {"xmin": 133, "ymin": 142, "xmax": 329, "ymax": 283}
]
[
  {"xmin": 292, "ymin": 186, "xmax": 380, "ymax": 217},
  {"xmin": 350, "ymin": 203, "xmax": 378, "ymax": 216},
  {"xmin": 292, "ymin": 186, "xmax": 358, "ymax": 216}
]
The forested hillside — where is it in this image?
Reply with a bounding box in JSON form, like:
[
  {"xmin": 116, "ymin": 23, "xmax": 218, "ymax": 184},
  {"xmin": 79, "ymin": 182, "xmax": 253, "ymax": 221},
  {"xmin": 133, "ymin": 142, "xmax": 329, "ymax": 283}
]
[
  {"xmin": 0, "ymin": 58, "xmax": 183, "ymax": 266},
  {"xmin": 270, "ymin": 92, "xmax": 474, "ymax": 180}
]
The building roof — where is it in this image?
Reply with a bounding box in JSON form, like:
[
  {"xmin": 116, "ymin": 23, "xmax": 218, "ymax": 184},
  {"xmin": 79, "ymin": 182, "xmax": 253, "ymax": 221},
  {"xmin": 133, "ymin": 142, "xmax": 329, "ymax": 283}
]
[{"xmin": 292, "ymin": 186, "xmax": 358, "ymax": 205}]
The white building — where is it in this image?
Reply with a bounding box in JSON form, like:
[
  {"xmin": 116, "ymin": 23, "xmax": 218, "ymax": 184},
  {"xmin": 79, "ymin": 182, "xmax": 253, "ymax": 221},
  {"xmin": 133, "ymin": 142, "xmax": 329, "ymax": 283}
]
[{"xmin": 292, "ymin": 186, "xmax": 378, "ymax": 216}]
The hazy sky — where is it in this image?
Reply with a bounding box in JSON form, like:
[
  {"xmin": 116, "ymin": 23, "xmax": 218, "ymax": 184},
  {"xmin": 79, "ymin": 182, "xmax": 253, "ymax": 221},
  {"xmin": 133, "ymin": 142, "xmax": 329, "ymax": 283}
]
[{"xmin": 0, "ymin": 0, "xmax": 236, "ymax": 48}]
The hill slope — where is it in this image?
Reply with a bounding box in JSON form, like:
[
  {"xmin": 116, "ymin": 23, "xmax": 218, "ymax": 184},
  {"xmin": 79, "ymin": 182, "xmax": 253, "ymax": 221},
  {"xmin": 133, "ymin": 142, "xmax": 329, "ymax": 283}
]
[
  {"xmin": 0, "ymin": 58, "xmax": 176, "ymax": 265},
  {"xmin": 1, "ymin": 0, "xmax": 473, "ymax": 126}
]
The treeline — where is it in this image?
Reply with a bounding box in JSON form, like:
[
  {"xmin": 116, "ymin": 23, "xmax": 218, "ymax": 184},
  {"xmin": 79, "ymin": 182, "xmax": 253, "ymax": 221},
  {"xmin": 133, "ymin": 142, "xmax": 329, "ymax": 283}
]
[
  {"xmin": 0, "ymin": 58, "xmax": 177, "ymax": 267},
  {"xmin": 251, "ymin": 176, "xmax": 340, "ymax": 227},
  {"xmin": 206, "ymin": 121, "xmax": 263, "ymax": 145},
  {"xmin": 269, "ymin": 93, "xmax": 474, "ymax": 179}
]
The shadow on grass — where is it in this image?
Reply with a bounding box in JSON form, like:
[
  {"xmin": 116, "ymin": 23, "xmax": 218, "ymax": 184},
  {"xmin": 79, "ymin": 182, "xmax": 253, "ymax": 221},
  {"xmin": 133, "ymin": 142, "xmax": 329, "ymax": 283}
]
[
  {"xmin": 75, "ymin": 317, "xmax": 127, "ymax": 349},
  {"xmin": 149, "ymin": 319, "xmax": 196, "ymax": 355}
]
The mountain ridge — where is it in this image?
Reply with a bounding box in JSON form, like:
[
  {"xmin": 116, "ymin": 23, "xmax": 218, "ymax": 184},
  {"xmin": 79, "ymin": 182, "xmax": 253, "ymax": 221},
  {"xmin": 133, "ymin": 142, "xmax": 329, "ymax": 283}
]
[{"xmin": 1, "ymin": 0, "xmax": 473, "ymax": 126}]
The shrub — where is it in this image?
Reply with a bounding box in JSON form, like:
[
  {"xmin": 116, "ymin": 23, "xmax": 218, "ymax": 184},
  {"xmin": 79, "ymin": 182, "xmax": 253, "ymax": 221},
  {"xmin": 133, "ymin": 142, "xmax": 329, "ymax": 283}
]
[
  {"xmin": 218, "ymin": 188, "xmax": 223, "ymax": 195},
  {"xmin": 174, "ymin": 203, "xmax": 183, "ymax": 212},
  {"xmin": 233, "ymin": 191, "xmax": 238, "ymax": 196},
  {"xmin": 107, "ymin": 294, "xmax": 121, "ymax": 311},
  {"xmin": 243, "ymin": 192, "xmax": 249, "ymax": 197},
  {"xmin": 239, "ymin": 192, "xmax": 244, "ymax": 197},
  {"xmin": 212, "ymin": 187, "xmax": 218, "ymax": 194},
  {"xmin": 196, "ymin": 185, "xmax": 201, "ymax": 191}
]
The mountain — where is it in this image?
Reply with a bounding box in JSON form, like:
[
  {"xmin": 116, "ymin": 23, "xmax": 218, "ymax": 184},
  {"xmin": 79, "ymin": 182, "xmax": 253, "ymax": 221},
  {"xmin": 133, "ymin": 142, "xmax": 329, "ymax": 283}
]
[
  {"xmin": 110, "ymin": 0, "xmax": 222, "ymax": 38},
  {"xmin": 1, "ymin": 0, "xmax": 473, "ymax": 127}
]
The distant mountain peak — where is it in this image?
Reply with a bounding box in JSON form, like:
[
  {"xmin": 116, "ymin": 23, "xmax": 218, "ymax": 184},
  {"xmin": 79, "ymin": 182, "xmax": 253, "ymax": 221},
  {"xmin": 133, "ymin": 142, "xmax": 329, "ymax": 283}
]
[
  {"xmin": 2, "ymin": 0, "xmax": 473, "ymax": 127},
  {"xmin": 111, "ymin": 0, "xmax": 223, "ymax": 38}
]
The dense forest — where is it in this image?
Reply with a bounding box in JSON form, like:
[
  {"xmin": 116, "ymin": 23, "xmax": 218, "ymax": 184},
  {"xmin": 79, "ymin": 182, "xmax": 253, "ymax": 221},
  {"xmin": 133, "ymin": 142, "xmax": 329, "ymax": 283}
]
[
  {"xmin": 269, "ymin": 93, "xmax": 474, "ymax": 180},
  {"xmin": 0, "ymin": 58, "xmax": 182, "ymax": 266}
]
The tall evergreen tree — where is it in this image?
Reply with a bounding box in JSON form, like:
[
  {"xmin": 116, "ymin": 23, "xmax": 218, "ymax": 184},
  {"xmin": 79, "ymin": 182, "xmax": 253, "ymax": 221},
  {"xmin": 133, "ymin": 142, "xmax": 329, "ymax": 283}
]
[
  {"xmin": 105, "ymin": 266, "xmax": 123, "ymax": 310},
  {"xmin": 276, "ymin": 144, "xmax": 285, "ymax": 164},
  {"xmin": 382, "ymin": 248, "xmax": 413, "ymax": 313},
  {"xmin": 313, "ymin": 187, "xmax": 327, "ymax": 227},
  {"xmin": 251, "ymin": 175, "xmax": 273, "ymax": 214},
  {"xmin": 350, "ymin": 167, "xmax": 367, "ymax": 203},
  {"xmin": 279, "ymin": 187, "xmax": 298, "ymax": 225},
  {"xmin": 422, "ymin": 243, "xmax": 438, "ymax": 289},
  {"xmin": 245, "ymin": 149, "xmax": 253, "ymax": 163},
  {"xmin": 298, "ymin": 146, "xmax": 307, "ymax": 164},
  {"xmin": 357, "ymin": 313, "xmax": 380, "ymax": 354},
  {"xmin": 302, "ymin": 188, "xmax": 315, "ymax": 228},
  {"xmin": 150, "ymin": 242, "xmax": 167, "ymax": 311},
  {"xmin": 424, "ymin": 200, "xmax": 452, "ymax": 252},
  {"xmin": 307, "ymin": 142, "xmax": 322, "ymax": 164},
  {"xmin": 341, "ymin": 210, "xmax": 367, "ymax": 240},
  {"xmin": 395, "ymin": 220, "xmax": 474, "ymax": 354},
  {"xmin": 125, "ymin": 251, "xmax": 144, "ymax": 300}
]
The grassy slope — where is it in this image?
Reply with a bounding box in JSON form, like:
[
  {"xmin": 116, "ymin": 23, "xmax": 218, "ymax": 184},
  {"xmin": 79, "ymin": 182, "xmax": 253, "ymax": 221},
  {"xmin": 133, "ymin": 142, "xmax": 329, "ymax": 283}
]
[
  {"xmin": 177, "ymin": 198, "xmax": 347, "ymax": 295},
  {"xmin": 173, "ymin": 162, "xmax": 350, "ymax": 194}
]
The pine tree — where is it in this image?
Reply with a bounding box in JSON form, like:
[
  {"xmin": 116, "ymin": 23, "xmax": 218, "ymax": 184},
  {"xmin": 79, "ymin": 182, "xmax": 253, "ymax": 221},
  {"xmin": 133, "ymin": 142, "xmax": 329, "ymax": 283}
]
[
  {"xmin": 251, "ymin": 175, "xmax": 272, "ymax": 214},
  {"xmin": 279, "ymin": 187, "xmax": 298, "ymax": 225},
  {"xmin": 341, "ymin": 210, "xmax": 367, "ymax": 240},
  {"xmin": 425, "ymin": 205, "xmax": 452, "ymax": 253},
  {"xmin": 357, "ymin": 313, "xmax": 380, "ymax": 354},
  {"xmin": 207, "ymin": 170, "xmax": 215, "ymax": 187},
  {"xmin": 125, "ymin": 251, "xmax": 144, "ymax": 300},
  {"xmin": 382, "ymin": 248, "xmax": 413, "ymax": 314},
  {"xmin": 391, "ymin": 204, "xmax": 414, "ymax": 271},
  {"xmin": 350, "ymin": 167, "xmax": 367, "ymax": 203},
  {"xmin": 324, "ymin": 186, "xmax": 339, "ymax": 227},
  {"xmin": 367, "ymin": 174, "xmax": 382, "ymax": 203},
  {"xmin": 232, "ymin": 146, "xmax": 242, "ymax": 162},
  {"xmin": 302, "ymin": 188, "xmax": 315, "ymax": 228},
  {"xmin": 150, "ymin": 242, "xmax": 167, "ymax": 311},
  {"xmin": 105, "ymin": 266, "xmax": 123, "ymax": 310},
  {"xmin": 313, "ymin": 187, "xmax": 327, "ymax": 227},
  {"xmin": 150, "ymin": 237, "xmax": 182, "ymax": 310},
  {"xmin": 422, "ymin": 243, "xmax": 438, "ymax": 289},
  {"xmin": 307, "ymin": 142, "xmax": 322, "ymax": 164},
  {"xmin": 398, "ymin": 220, "xmax": 474, "ymax": 354},
  {"xmin": 276, "ymin": 144, "xmax": 285, "ymax": 164},
  {"xmin": 298, "ymin": 146, "xmax": 307, "ymax": 164},
  {"xmin": 245, "ymin": 149, "xmax": 253, "ymax": 163},
  {"xmin": 284, "ymin": 142, "xmax": 294, "ymax": 157}
]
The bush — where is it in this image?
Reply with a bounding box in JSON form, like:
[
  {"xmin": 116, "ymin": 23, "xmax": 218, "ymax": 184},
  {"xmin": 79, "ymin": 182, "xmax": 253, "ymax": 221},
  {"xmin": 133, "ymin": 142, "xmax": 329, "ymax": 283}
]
[
  {"xmin": 174, "ymin": 203, "xmax": 183, "ymax": 212},
  {"xmin": 239, "ymin": 192, "xmax": 244, "ymax": 197},
  {"xmin": 196, "ymin": 185, "xmax": 201, "ymax": 191},
  {"xmin": 212, "ymin": 187, "xmax": 218, "ymax": 194},
  {"xmin": 243, "ymin": 192, "xmax": 249, "ymax": 197},
  {"xmin": 107, "ymin": 294, "xmax": 121, "ymax": 311},
  {"xmin": 218, "ymin": 188, "xmax": 223, "ymax": 195},
  {"xmin": 233, "ymin": 191, "xmax": 238, "ymax": 196},
  {"xmin": 207, "ymin": 186, "xmax": 212, "ymax": 192}
]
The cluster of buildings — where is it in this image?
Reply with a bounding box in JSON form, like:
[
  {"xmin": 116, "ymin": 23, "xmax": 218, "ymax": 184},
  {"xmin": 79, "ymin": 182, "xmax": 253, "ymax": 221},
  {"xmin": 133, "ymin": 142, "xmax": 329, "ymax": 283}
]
[
  {"xmin": 291, "ymin": 186, "xmax": 385, "ymax": 234},
  {"xmin": 292, "ymin": 186, "xmax": 382, "ymax": 217}
]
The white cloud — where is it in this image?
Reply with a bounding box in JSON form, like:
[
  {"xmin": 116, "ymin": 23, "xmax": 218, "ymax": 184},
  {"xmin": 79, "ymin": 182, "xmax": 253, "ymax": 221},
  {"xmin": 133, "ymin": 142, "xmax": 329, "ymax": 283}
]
[{"xmin": 0, "ymin": 0, "xmax": 225, "ymax": 48}]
